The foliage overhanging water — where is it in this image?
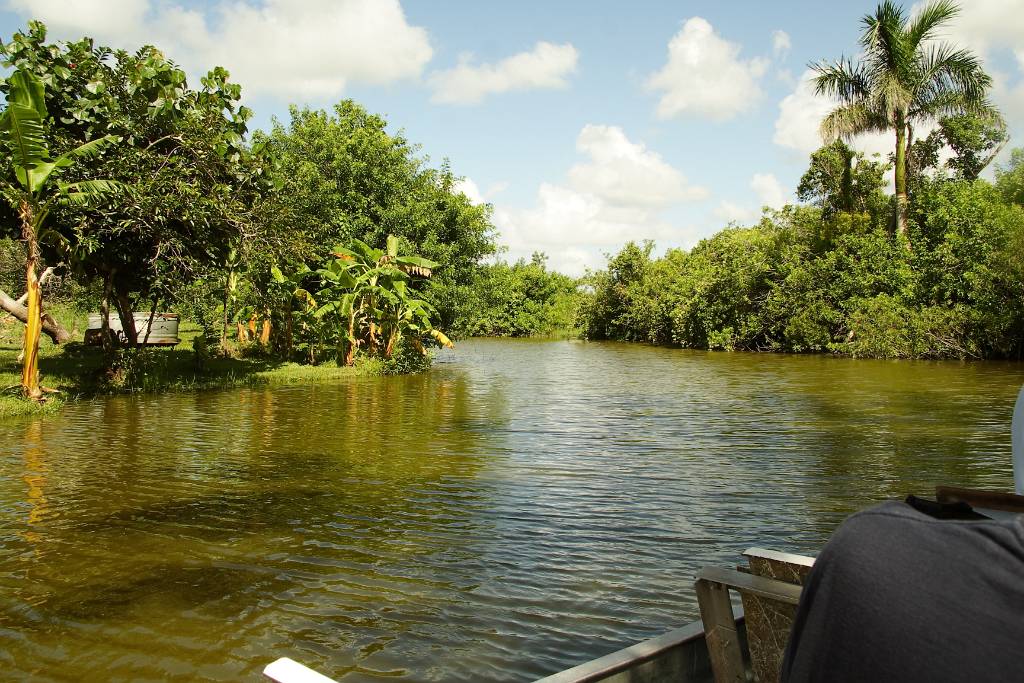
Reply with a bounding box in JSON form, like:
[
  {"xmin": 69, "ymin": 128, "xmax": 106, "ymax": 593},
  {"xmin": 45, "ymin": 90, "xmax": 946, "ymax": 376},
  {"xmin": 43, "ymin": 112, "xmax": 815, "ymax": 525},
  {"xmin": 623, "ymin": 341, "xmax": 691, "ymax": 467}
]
[{"xmin": 0, "ymin": 339, "xmax": 1019, "ymax": 681}]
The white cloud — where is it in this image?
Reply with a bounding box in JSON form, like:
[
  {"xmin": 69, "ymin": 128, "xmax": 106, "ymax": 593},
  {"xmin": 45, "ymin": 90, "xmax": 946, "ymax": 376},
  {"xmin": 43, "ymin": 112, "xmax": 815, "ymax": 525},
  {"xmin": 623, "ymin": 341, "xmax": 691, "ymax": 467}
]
[
  {"xmin": 773, "ymin": 69, "xmax": 892, "ymax": 158},
  {"xmin": 714, "ymin": 201, "xmax": 757, "ymax": 225},
  {"xmin": 751, "ymin": 172, "xmax": 787, "ymax": 209},
  {"xmin": 486, "ymin": 181, "xmax": 510, "ymax": 198},
  {"xmin": 8, "ymin": 0, "xmax": 149, "ymax": 39},
  {"xmin": 989, "ymin": 70, "xmax": 1024, "ymax": 169},
  {"xmin": 773, "ymin": 69, "xmax": 834, "ymax": 154},
  {"xmin": 454, "ymin": 178, "xmax": 486, "ymax": 205},
  {"xmin": 428, "ymin": 42, "xmax": 578, "ymax": 105},
  {"xmin": 646, "ymin": 17, "xmax": 769, "ymax": 121},
  {"xmin": 454, "ymin": 177, "xmax": 509, "ymax": 205},
  {"xmin": 912, "ymin": 0, "xmax": 1024, "ymax": 65},
  {"xmin": 567, "ymin": 124, "xmax": 708, "ymax": 206},
  {"xmin": 493, "ymin": 125, "xmax": 705, "ymax": 275},
  {"xmin": 993, "ymin": 71, "xmax": 1024, "ymax": 131},
  {"xmin": 772, "ymin": 30, "xmax": 791, "ymax": 58},
  {"xmin": 711, "ymin": 173, "xmax": 788, "ymax": 227},
  {"xmin": 5, "ymin": 0, "xmax": 433, "ymax": 100},
  {"xmin": 494, "ymin": 185, "xmax": 693, "ymax": 275}
]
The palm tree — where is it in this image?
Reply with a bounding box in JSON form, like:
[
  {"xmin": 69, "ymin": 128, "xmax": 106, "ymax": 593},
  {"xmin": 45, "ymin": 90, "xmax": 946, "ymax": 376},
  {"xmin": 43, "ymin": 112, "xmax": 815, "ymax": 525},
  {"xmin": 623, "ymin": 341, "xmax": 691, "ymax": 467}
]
[
  {"xmin": 811, "ymin": 0, "xmax": 998, "ymax": 245},
  {"xmin": 0, "ymin": 69, "xmax": 119, "ymax": 400}
]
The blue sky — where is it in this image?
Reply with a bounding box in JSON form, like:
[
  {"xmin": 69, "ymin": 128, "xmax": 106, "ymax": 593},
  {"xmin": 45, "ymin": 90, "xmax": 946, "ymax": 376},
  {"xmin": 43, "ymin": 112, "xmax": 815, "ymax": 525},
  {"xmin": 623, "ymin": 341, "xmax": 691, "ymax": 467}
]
[{"xmin": 2, "ymin": 1, "xmax": 1023, "ymax": 273}]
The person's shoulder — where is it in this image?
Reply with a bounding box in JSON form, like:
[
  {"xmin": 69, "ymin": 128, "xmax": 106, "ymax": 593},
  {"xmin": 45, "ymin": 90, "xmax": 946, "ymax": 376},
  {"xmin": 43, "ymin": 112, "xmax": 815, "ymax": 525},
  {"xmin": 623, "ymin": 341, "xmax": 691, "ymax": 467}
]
[
  {"xmin": 828, "ymin": 499, "xmax": 1024, "ymax": 565},
  {"xmin": 841, "ymin": 500, "xmax": 924, "ymax": 528}
]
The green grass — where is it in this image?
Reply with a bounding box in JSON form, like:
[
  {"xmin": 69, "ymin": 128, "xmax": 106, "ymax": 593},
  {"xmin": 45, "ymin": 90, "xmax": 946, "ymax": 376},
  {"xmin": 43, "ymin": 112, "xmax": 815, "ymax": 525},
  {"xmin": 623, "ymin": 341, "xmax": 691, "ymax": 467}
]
[{"xmin": 0, "ymin": 315, "xmax": 364, "ymax": 420}]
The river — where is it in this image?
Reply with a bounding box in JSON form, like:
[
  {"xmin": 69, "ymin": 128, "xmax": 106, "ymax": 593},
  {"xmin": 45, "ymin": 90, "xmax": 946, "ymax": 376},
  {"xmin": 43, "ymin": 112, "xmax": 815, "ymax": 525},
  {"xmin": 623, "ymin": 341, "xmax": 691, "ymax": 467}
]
[{"xmin": 0, "ymin": 339, "xmax": 1019, "ymax": 681}]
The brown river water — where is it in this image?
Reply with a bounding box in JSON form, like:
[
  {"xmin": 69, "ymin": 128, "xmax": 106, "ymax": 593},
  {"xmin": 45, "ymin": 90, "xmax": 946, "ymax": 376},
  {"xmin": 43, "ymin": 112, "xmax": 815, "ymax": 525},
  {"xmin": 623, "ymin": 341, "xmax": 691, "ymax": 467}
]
[{"xmin": 0, "ymin": 339, "xmax": 1020, "ymax": 681}]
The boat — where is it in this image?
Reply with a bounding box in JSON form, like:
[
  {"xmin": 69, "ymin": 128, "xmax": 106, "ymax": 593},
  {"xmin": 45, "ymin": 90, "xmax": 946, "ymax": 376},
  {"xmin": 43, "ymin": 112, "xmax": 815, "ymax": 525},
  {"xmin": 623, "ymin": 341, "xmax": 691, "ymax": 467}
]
[
  {"xmin": 263, "ymin": 614, "xmax": 748, "ymax": 683},
  {"xmin": 531, "ymin": 613, "xmax": 747, "ymax": 683}
]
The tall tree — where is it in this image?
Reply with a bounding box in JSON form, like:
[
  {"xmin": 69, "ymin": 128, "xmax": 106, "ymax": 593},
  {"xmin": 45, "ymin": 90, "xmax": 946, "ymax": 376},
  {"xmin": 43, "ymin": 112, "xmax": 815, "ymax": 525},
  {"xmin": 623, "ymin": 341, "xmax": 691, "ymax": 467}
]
[{"xmin": 811, "ymin": 0, "xmax": 997, "ymax": 245}]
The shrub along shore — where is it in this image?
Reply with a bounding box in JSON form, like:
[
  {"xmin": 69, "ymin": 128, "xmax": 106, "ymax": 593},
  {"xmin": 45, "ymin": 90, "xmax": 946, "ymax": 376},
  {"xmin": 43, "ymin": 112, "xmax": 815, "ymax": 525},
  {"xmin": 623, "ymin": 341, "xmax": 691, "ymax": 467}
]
[{"xmin": 576, "ymin": 159, "xmax": 1024, "ymax": 359}]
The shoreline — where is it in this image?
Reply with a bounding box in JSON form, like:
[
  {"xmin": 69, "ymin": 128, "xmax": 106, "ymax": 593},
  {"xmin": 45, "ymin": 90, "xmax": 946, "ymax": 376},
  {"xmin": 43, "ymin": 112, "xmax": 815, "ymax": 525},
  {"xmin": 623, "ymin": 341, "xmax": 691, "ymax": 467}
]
[{"xmin": 0, "ymin": 337, "xmax": 369, "ymax": 420}]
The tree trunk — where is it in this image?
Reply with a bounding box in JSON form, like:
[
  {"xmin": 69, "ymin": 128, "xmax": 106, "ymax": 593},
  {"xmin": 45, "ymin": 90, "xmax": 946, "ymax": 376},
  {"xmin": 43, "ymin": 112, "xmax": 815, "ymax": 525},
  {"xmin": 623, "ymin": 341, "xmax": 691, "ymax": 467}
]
[
  {"xmin": 977, "ymin": 136, "xmax": 1009, "ymax": 180},
  {"xmin": 221, "ymin": 278, "xmax": 230, "ymax": 350},
  {"xmin": 285, "ymin": 308, "xmax": 293, "ymax": 358},
  {"xmin": 840, "ymin": 145, "xmax": 854, "ymax": 212},
  {"xmin": 142, "ymin": 295, "xmax": 158, "ymax": 345},
  {"xmin": 905, "ymin": 124, "xmax": 915, "ymax": 189},
  {"xmin": 0, "ymin": 287, "xmax": 72, "ymax": 345},
  {"xmin": 113, "ymin": 291, "xmax": 139, "ymax": 347},
  {"xmin": 14, "ymin": 266, "xmax": 54, "ymax": 306},
  {"xmin": 344, "ymin": 311, "xmax": 357, "ymax": 366},
  {"xmin": 100, "ymin": 270, "xmax": 114, "ymax": 352},
  {"xmin": 384, "ymin": 329, "xmax": 398, "ymax": 359},
  {"xmin": 19, "ymin": 200, "xmax": 43, "ymax": 400},
  {"xmin": 894, "ymin": 117, "xmax": 910, "ymax": 249},
  {"xmin": 259, "ymin": 314, "xmax": 271, "ymax": 346}
]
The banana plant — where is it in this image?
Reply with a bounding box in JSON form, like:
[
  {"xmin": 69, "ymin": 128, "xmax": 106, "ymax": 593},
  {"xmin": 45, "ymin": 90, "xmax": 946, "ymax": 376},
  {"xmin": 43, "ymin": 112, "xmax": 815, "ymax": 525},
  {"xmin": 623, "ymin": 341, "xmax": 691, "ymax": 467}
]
[
  {"xmin": 270, "ymin": 263, "xmax": 311, "ymax": 358},
  {"xmin": 293, "ymin": 235, "xmax": 453, "ymax": 366},
  {"xmin": 0, "ymin": 69, "xmax": 120, "ymax": 399}
]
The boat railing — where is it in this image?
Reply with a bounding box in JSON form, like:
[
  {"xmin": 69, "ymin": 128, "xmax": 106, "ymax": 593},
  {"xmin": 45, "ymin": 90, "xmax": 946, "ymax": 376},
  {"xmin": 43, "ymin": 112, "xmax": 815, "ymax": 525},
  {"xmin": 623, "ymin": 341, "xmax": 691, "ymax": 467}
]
[{"xmin": 531, "ymin": 612, "xmax": 746, "ymax": 683}]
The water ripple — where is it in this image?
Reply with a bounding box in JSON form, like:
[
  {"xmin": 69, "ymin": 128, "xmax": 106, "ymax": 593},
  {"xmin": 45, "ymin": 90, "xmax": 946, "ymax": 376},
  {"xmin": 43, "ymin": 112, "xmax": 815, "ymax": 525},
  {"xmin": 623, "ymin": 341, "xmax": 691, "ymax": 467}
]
[{"xmin": 0, "ymin": 339, "xmax": 1019, "ymax": 681}]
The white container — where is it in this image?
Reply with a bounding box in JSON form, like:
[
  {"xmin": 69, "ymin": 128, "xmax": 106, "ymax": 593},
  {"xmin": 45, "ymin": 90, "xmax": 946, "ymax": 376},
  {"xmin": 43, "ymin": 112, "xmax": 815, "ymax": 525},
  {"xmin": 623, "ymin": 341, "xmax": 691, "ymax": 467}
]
[{"xmin": 85, "ymin": 312, "xmax": 180, "ymax": 346}]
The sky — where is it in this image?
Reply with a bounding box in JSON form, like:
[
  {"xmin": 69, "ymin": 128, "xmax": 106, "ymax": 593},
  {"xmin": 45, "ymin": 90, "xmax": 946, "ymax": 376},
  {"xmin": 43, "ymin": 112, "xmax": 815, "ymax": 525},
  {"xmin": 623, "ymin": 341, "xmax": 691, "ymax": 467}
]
[{"xmin": 2, "ymin": 0, "xmax": 1024, "ymax": 274}]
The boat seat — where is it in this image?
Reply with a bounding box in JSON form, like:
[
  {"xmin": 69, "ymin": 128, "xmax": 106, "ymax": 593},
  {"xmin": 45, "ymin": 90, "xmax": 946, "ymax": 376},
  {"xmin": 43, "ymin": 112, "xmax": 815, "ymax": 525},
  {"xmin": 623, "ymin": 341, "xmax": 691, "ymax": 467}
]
[{"xmin": 695, "ymin": 547, "xmax": 814, "ymax": 683}]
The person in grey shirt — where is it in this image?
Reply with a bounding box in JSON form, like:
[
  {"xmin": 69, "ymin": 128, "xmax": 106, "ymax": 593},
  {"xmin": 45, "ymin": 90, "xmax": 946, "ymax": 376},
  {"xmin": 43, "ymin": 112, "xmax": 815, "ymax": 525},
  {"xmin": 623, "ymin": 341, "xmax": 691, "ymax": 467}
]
[{"xmin": 781, "ymin": 499, "xmax": 1024, "ymax": 682}]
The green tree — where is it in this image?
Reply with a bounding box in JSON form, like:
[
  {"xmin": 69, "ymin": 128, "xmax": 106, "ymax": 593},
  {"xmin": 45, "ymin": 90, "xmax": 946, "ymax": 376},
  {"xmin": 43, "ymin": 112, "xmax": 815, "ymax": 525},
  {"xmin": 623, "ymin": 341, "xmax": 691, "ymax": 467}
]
[
  {"xmin": 909, "ymin": 179, "xmax": 1024, "ymax": 356},
  {"xmin": 577, "ymin": 241, "xmax": 654, "ymax": 342},
  {"xmin": 460, "ymin": 253, "xmax": 579, "ymax": 338},
  {"xmin": 996, "ymin": 148, "xmax": 1024, "ymax": 206},
  {"xmin": 797, "ymin": 140, "xmax": 889, "ymax": 219},
  {"xmin": 1, "ymin": 22, "xmax": 271, "ymax": 347},
  {"xmin": 936, "ymin": 113, "xmax": 1007, "ymax": 180},
  {"xmin": 668, "ymin": 223, "xmax": 784, "ymax": 351},
  {"xmin": 0, "ymin": 69, "xmax": 118, "ymax": 398},
  {"xmin": 259, "ymin": 103, "xmax": 496, "ymax": 329},
  {"xmin": 812, "ymin": 0, "xmax": 996, "ymax": 244},
  {"xmin": 911, "ymin": 113, "xmax": 1007, "ymax": 182}
]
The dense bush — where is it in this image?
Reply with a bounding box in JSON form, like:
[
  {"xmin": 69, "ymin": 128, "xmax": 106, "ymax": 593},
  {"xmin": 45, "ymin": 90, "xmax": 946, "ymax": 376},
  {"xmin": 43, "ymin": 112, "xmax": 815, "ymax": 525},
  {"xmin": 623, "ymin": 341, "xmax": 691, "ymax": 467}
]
[
  {"xmin": 457, "ymin": 253, "xmax": 580, "ymax": 337},
  {"xmin": 578, "ymin": 159, "xmax": 1024, "ymax": 359}
]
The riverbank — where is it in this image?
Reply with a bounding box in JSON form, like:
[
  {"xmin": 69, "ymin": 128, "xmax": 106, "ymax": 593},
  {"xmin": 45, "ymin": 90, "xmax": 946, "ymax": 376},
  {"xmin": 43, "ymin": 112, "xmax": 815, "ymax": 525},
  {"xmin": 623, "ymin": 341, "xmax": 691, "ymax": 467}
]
[{"xmin": 0, "ymin": 320, "xmax": 365, "ymax": 419}]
